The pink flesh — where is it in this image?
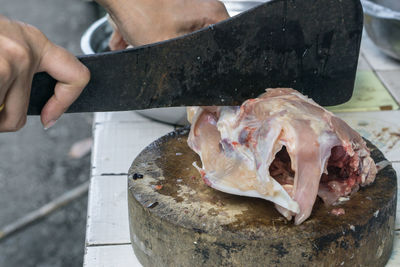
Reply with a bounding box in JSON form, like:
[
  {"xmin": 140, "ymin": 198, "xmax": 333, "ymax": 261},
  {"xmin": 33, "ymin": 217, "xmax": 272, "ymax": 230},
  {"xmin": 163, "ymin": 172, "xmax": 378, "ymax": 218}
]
[
  {"xmin": 187, "ymin": 88, "xmax": 377, "ymax": 224},
  {"xmin": 331, "ymin": 208, "xmax": 346, "ymax": 216}
]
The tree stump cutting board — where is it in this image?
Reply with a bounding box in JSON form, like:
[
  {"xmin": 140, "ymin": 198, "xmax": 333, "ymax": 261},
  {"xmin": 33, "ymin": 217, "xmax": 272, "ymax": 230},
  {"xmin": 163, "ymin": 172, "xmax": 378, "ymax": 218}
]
[{"xmin": 128, "ymin": 128, "xmax": 397, "ymax": 267}]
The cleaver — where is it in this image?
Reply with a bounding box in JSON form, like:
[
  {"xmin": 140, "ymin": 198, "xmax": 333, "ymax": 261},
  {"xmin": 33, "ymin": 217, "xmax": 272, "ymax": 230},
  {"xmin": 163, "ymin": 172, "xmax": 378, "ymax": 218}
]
[{"xmin": 28, "ymin": 0, "xmax": 364, "ymax": 115}]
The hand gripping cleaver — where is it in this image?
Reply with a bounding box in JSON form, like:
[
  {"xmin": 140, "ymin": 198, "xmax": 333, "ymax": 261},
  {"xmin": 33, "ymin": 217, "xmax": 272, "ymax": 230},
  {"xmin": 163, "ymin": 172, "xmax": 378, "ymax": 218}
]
[{"xmin": 28, "ymin": 0, "xmax": 364, "ymax": 115}]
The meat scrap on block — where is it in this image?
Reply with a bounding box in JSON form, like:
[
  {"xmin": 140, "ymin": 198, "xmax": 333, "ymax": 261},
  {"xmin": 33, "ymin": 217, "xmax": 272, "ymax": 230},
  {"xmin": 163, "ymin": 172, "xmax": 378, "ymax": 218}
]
[{"xmin": 187, "ymin": 88, "xmax": 377, "ymax": 225}]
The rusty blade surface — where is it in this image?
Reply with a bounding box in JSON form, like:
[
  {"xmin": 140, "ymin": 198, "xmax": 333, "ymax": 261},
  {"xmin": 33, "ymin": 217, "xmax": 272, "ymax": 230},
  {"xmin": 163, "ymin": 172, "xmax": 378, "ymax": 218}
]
[{"xmin": 28, "ymin": 0, "xmax": 363, "ymax": 115}]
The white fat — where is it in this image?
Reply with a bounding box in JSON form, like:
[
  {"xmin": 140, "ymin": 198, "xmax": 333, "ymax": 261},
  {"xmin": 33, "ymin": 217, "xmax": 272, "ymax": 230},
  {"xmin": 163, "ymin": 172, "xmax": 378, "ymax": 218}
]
[
  {"xmin": 274, "ymin": 203, "xmax": 294, "ymax": 220},
  {"xmin": 214, "ymin": 108, "xmax": 300, "ymax": 214},
  {"xmin": 187, "ymin": 107, "xmax": 202, "ymax": 124},
  {"xmin": 207, "ymin": 172, "xmax": 299, "ymax": 214},
  {"xmin": 318, "ymin": 132, "xmax": 342, "ymax": 174},
  {"xmin": 217, "ymin": 108, "xmax": 256, "ymax": 170}
]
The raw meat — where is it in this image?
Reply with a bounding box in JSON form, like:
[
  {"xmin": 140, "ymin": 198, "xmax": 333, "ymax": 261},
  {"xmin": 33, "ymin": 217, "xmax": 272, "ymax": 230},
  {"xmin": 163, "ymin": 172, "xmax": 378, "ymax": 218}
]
[{"xmin": 187, "ymin": 88, "xmax": 377, "ymax": 224}]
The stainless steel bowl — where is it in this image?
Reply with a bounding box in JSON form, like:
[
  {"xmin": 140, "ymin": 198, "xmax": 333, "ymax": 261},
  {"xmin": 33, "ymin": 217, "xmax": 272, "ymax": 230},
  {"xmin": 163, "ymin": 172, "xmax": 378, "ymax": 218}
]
[
  {"xmin": 362, "ymin": 0, "xmax": 400, "ymax": 60},
  {"xmin": 81, "ymin": 1, "xmax": 269, "ymax": 125}
]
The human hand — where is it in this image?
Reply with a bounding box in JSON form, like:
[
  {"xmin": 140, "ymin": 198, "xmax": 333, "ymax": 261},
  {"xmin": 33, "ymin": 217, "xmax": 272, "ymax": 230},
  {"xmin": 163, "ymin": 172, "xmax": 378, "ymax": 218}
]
[
  {"xmin": 97, "ymin": 0, "xmax": 229, "ymax": 50},
  {"xmin": 0, "ymin": 15, "xmax": 90, "ymax": 131}
]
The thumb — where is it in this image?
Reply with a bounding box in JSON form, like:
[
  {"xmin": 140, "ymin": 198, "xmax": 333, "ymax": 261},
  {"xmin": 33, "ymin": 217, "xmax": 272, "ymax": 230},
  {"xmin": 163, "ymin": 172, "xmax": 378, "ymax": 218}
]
[
  {"xmin": 38, "ymin": 42, "xmax": 90, "ymax": 129},
  {"xmin": 107, "ymin": 15, "xmax": 128, "ymax": 50}
]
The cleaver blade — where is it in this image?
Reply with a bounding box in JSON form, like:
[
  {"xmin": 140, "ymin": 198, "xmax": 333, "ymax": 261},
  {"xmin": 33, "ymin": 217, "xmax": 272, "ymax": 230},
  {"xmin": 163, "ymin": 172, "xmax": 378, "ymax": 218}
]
[{"xmin": 28, "ymin": 0, "xmax": 363, "ymax": 115}]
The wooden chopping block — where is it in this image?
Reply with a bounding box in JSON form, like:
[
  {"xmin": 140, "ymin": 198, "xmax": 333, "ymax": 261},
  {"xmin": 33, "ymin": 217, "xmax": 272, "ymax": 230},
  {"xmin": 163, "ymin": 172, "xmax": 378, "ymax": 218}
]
[{"xmin": 128, "ymin": 128, "xmax": 397, "ymax": 267}]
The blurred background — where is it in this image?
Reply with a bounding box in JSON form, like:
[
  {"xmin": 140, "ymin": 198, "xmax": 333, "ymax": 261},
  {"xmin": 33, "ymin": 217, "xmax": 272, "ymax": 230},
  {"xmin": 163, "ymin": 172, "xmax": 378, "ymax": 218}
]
[{"xmin": 0, "ymin": 0, "xmax": 100, "ymax": 266}]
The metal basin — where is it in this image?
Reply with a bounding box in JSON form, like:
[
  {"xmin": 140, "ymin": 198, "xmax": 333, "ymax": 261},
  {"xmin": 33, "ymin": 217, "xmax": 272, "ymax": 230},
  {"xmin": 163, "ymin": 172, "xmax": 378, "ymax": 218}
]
[
  {"xmin": 362, "ymin": 0, "xmax": 400, "ymax": 60},
  {"xmin": 81, "ymin": 1, "xmax": 269, "ymax": 125}
]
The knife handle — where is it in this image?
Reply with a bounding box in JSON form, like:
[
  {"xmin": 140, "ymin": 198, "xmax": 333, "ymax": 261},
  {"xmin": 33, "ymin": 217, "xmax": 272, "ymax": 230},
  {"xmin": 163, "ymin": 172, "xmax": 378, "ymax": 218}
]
[
  {"xmin": 29, "ymin": 54, "xmax": 96, "ymax": 115},
  {"xmin": 28, "ymin": 72, "xmax": 57, "ymax": 115}
]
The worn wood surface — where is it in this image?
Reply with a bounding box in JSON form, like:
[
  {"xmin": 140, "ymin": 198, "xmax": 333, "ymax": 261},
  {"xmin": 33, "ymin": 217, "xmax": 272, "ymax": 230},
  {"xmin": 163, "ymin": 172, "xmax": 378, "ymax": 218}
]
[{"xmin": 128, "ymin": 128, "xmax": 397, "ymax": 267}]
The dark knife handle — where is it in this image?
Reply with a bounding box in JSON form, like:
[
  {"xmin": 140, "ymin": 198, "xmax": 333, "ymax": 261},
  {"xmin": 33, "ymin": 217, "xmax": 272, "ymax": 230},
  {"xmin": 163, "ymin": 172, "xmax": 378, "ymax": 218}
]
[
  {"xmin": 28, "ymin": 47, "xmax": 171, "ymax": 115},
  {"xmin": 28, "ymin": 51, "xmax": 142, "ymax": 115},
  {"xmin": 28, "ymin": 72, "xmax": 57, "ymax": 115},
  {"xmin": 29, "ymin": 54, "xmax": 97, "ymax": 115}
]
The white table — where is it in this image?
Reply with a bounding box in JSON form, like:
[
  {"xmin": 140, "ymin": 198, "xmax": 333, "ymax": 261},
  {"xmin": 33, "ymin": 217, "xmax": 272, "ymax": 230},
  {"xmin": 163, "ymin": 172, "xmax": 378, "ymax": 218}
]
[{"xmin": 83, "ymin": 35, "xmax": 400, "ymax": 266}]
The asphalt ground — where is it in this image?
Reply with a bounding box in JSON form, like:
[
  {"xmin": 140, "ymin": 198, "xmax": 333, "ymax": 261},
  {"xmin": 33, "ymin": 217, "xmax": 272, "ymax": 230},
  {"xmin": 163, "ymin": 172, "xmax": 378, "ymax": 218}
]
[{"xmin": 0, "ymin": 0, "xmax": 98, "ymax": 266}]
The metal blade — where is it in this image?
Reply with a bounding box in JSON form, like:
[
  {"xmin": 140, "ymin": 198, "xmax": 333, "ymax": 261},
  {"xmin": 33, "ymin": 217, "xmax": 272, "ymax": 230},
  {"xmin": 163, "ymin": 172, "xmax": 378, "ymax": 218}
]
[{"xmin": 28, "ymin": 0, "xmax": 363, "ymax": 115}]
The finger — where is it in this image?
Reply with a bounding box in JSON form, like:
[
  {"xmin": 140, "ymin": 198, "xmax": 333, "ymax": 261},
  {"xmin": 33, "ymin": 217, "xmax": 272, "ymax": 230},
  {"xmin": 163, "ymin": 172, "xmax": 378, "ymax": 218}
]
[
  {"xmin": 0, "ymin": 56, "xmax": 16, "ymax": 105},
  {"xmin": 107, "ymin": 14, "xmax": 129, "ymax": 50},
  {"xmin": 0, "ymin": 77, "xmax": 30, "ymax": 132},
  {"xmin": 177, "ymin": 1, "xmax": 230, "ymax": 35},
  {"xmin": 202, "ymin": 1, "xmax": 230, "ymax": 24},
  {"xmin": 38, "ymin": 42, "xmax": 90, "ymax": 129},
  {"xmin": 109, "ymin": 29, "xmax": 128, "ymax": 51}
]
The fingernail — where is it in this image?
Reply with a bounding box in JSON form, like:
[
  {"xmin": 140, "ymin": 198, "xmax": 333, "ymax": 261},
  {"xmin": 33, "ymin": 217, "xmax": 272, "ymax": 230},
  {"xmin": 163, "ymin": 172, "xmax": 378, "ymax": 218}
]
[{"xmin": 44, "ymin": 119, "xmax": 57, "ymax": 130}]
